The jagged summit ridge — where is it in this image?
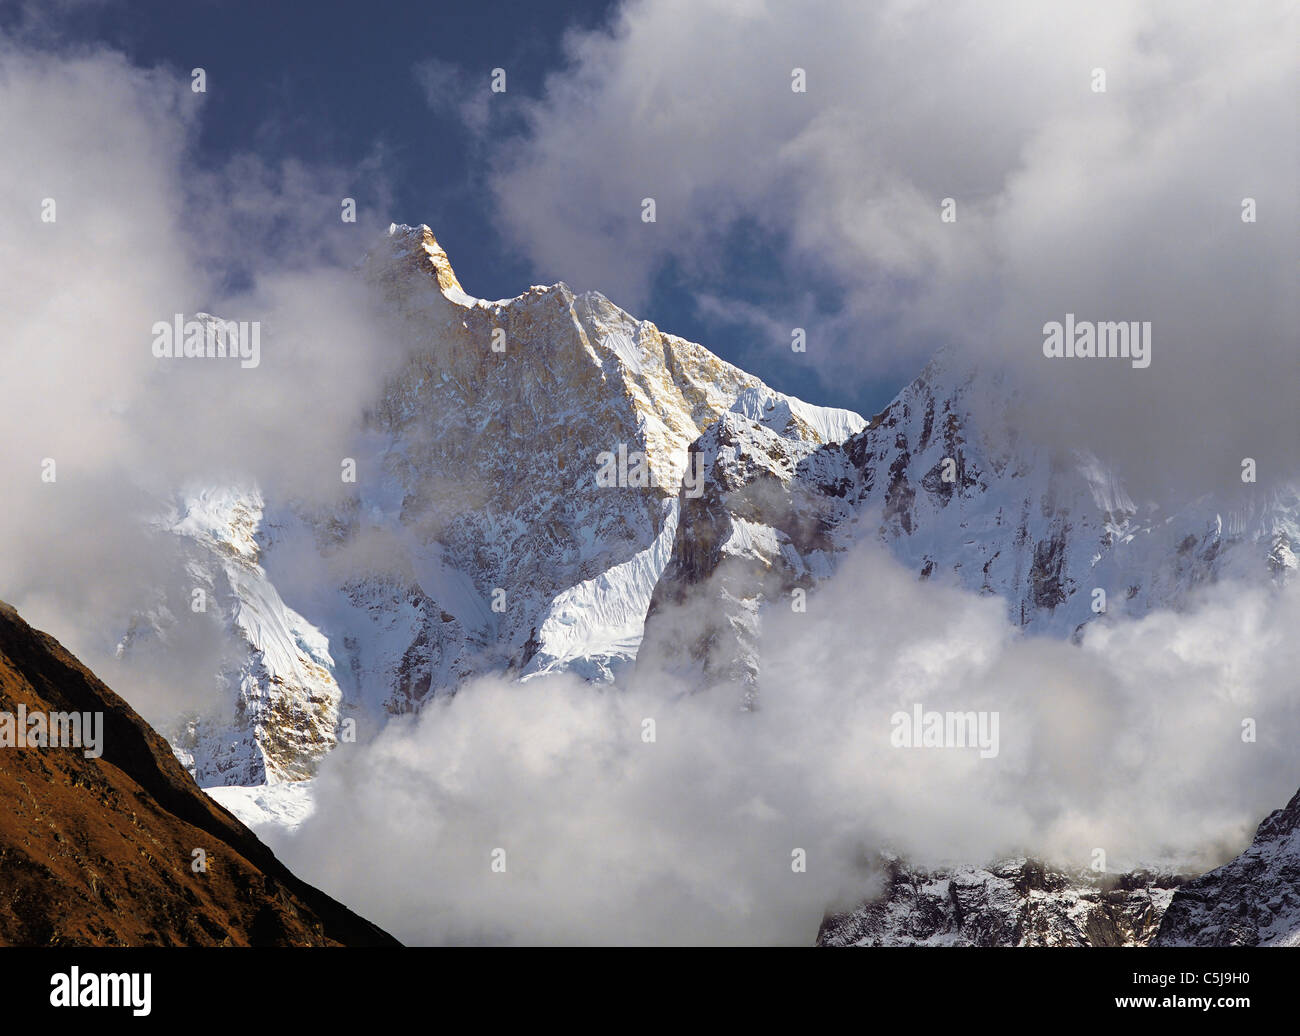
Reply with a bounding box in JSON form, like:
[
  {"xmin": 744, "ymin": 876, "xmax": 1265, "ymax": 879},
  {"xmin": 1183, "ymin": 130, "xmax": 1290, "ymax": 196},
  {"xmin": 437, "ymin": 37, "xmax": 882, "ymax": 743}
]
[
  {"xmin": 385, "ymin": 222, "xmax": 470, "ymax": 301},
  {"xmin": 639, "ymin": 346, "xmax": 1298, "ymax": 696}
]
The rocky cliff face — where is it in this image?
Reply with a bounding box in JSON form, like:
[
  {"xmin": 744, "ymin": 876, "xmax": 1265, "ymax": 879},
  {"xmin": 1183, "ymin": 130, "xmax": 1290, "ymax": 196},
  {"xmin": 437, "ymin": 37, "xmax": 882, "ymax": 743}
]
[
  {"xmin": 1154, "ymin": 783, "xmax": 1300, "ymax": 946},
  {"xmin": 0, "ymin": 600, "xmax": 396, "ymax": 946}
]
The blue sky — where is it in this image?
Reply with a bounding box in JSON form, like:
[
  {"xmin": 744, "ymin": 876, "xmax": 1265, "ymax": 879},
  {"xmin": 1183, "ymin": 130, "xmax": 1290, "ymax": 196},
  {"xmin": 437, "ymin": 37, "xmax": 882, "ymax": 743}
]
[
  {"xmin": 27, "ymin": 0, "xmax": 613, "ymax": 294},
  {"xmin": 2, "ymin": 0, "xmax": 1293, "ymax": 473},
  {"xmin": 5, "ymin": 0, "xmax": 896, "ymax": 415}
]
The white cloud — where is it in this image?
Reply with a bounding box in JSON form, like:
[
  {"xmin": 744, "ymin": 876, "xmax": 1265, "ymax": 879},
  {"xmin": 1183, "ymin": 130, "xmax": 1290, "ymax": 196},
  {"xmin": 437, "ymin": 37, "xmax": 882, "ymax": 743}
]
[
  {"xmin": 413, "ymin": 57, "xmax": 493, "ymax": 135},
  {"xmin": 273, "ymin": 539, "xmax": 1300, "ymax": 945},
  {"xmin": 488, "ymin": 0, "xmax": 1299, "ymax": 492},
  {"xmin": 0, "ymin": 37, "xmax": 407, "ymax": 717}
]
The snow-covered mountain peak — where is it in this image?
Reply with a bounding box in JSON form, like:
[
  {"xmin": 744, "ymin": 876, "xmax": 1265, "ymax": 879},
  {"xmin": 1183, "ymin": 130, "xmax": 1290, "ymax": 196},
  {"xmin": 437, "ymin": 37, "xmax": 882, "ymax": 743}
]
[
  {"xmin": 384, "ymin": 222, "xmax": 469, "ymax": 302},
  {"xmin": 122, "ymin": 226, "xmax": 868, "ymax": 786}
]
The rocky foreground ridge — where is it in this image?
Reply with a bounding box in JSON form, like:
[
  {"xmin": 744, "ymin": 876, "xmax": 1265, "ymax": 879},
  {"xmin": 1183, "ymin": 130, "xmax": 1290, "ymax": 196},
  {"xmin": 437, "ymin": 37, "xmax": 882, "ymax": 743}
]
[{"xmin": 0, "ymin": 600, "xmax": 397, "ymax": 946}]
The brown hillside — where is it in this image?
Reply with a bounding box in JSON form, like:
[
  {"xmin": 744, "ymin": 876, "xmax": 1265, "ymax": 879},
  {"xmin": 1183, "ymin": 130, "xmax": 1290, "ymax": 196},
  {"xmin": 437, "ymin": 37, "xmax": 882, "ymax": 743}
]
[{"xmin": 0, "ymin": 600, "xmax": 399, "ymax": 947}]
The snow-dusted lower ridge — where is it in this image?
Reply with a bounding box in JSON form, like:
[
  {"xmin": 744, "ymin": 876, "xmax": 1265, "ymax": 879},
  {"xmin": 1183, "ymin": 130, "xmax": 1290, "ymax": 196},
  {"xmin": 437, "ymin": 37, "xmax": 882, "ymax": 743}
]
[
  {"xmin": 820, "ymin": 784, "xmax": 1300, "ymax": 946},
  {"xmin": 818, "ymin": 857, "xmax": 1188, "ymax": 947},
  {"xmin": 1154, "ymin": 782, "xmax": 1300, "ymax": 946}
]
